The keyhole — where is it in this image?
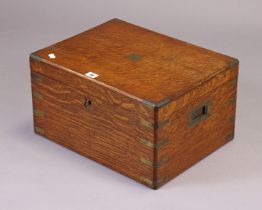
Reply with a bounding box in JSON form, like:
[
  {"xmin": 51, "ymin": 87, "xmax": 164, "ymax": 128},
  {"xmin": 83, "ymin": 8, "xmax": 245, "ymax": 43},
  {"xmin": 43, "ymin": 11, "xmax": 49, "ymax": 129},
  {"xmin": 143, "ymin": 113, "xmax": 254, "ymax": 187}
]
[
  {"xmin": 84, "ymin": 99, "xmax": 92, "ymax": 108},
  {"xmin": 193, "ymin": 105, "xmax": 208, "ymax": 120}
]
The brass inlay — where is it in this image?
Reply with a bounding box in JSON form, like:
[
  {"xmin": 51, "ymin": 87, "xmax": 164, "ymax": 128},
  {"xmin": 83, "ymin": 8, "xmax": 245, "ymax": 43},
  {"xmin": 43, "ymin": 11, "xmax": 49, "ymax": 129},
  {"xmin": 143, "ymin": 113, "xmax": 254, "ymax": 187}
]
[
  {"xmin": 35, "ymin": 127, "xmax": 45, "ymax": 135},
  {"xmin": 140, "ymin": 156, "xmax": 169, "ymax": 168},
  {"xmin": 229, "ymin": 58, "xmax": 239, "ymax": 69},
  {"xmin": 140, "ymin": 118, "xmax": 154, "ymax": 129},
  {"xmin": 140, "ymin": 118, "xmax": 170, "ymax": 129},
  {"xmin": 128, "ymin": 53, "xmax": 141, "ymax": 61},
  {"xmin": 155, "ymin": 156, "xmax": 169, "ymax": 167},
  {"xmin": 140, "ymin": 176, "xmax": 153, "ymax": 186},
  {"xmin": 157, "ymin": 176, "xmax": 168, "ymax": 186},
  {"xmin": 227, "ymin": 79, "xmax": 238, "ymax": 87},
  {"xmin": 140, "ymin": 138, "xmax": 170, "ymax": 148},
  {"xmin": 32, "ymin": 91, "xmax": 43, "ymax": 100},
  {"xmin": 227, "ymin": 96, "xmax": 237, "ymax": 105},
  {"xmin": 140, "ymin": 157, "xmax": 152, "ymax": 166},
  {"xmin": 140, "ymin": 138, "xmax": 154, "ymax": 148},
  {"xmin": 225, "ymin": 132, "xmax": 234, "ymax": 142},
  {"xmin": 34, "ymin": 110, "xmax": 44, "ymax": 117},
  {"xmin": 229, "ymin": 115, "xmax": 235, "ymax": 123},
  {"xmin": 140, "ymin": 176, "xmax": 167, "ymax": 188},
  {"xmin": 31, "ymin": 72, "xmax": 42, "ymax": 82},
  {"xmin": 157, "ymin": 119, "xmax": 170, "ymax": 129}
]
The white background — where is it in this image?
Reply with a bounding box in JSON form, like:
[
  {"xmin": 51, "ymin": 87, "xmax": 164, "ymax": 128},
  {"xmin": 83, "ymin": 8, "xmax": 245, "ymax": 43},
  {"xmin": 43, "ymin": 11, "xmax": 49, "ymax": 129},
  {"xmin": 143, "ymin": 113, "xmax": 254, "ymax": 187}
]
[{"xmin": 0, "ymin": 0, "xmax": 262, "ymax": 209}]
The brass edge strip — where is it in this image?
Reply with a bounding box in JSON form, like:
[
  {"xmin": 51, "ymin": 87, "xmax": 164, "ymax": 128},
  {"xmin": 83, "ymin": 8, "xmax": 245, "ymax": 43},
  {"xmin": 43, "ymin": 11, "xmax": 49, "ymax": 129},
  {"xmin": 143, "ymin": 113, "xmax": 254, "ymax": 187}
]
[
  {"xmin": 140, "ymin": 118, "xmax": 154, "ymax": 129},
  {"xmin": 157, "ymin": 118, "xmax": 170, "ymax": 129},
  {"xmin": 30, "ymin": 53, "xmax": 43, "ymax": 62},
  {"xmin": 140, "ymin": 138, "xmax": 170, "ymax": 148},
  {"xmin": 142, "ymin": 98, "xmax": 170, "ymax": 108},
  {"xmin": 157, "ymin": 176, "xmax": 167, "ymax": 184},
  {"xmin": 227, "ymin": 79, "xmax": 238, "ymax": 87},
  {"xmin": 225, "ymin": 132, "xmax": 234, "ymax": 142},
  {"xmin": 140, "ymin": 176, "xmax": 153, "ymax": 186},
  {"xmin": 156, "ymin": 139, "xmax": 171, "ymax": 148},
  {"xmin": 35, "ymin": 126, "xmax": 45, "ymax": 135},
  {"xmin": 140, "ymin": 157, "xmax": 152, "ymax": 166},
  {"xmin": 227, "ymin": 96, "xmax": 237, "ymax": 105},
  {"xmin": 140, "ymin": 138, "xmax": 154, "ymax": 148},
  {"xmin": 154, "ymin": 156, "xmax": 169, "ymax": 167},
  {"xmin": 140, "ymin": 176, "xmax": 167, "ymax": 188},
  {"xmin": 229, "ymin": 58, "xmax": 239, "ymax": 69},
  {"xmin": 157, "ymin": 176, "xmax": 168, "ymax": 186},
  {"xmin": 142, "ymin": 100, "xmax": 156, "ymax": 108},
  {"xmin": 140, "ymin": 118, "xmax": 170, "ymax": 129},
  {"xmin": 33, "ymin": 110, "xmax": 44, "ymax": 117},
  {"xmin": 228, "ymin": 115, "xmax": 235, "ymax": 123},
  {"xmin": 157, "ymin": 98, "xmax": 170, "ymax": 108},
  {"xmin": 140, "ymin": 157, "xmax": 169, "ymax": 168},
  {"xmin": 31, "ymin": 72, "xmax": 43, "ymax": 82},
  {"xmin": 32, "ymin": 91, "xmax": 44, "ymax": 100}
]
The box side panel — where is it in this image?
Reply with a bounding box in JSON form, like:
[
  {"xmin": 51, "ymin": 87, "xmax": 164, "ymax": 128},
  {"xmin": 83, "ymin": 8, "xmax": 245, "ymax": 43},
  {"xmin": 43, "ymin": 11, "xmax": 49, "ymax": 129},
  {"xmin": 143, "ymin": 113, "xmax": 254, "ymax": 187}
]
[
  {"xmin": 30, "ymin": 59, "xmax": 155, "ymax": 188},
  {"xmin": 155, "ymin": 66, "xmax": 238, "ymax": 188}
]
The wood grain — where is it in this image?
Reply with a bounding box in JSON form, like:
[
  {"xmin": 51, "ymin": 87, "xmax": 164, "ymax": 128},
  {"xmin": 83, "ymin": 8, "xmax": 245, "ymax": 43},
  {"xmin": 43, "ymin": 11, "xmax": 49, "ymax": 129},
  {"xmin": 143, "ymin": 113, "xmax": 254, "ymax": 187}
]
[
  {"xmin": 31, "ymin": 18, "xmax": 237, "ymax": 104},
  {"xmin": 30, "ymin": 18, "xmax": 239, "ymax": 189},
  {"xmin": 154, "ymin": 67, "xmax": 238, "ymax": 188},
  {"xmin": 31, "ymin": 70, "xmax": 155, "ymax": 188}
]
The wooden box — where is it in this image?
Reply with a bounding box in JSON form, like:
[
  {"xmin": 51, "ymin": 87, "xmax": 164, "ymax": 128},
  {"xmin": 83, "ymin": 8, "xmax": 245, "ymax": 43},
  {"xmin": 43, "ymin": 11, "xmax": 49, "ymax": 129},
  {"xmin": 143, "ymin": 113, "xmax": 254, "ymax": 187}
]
[{"xmin": 29, "ymin": 19, "xmax": 239, "ymax": 189}]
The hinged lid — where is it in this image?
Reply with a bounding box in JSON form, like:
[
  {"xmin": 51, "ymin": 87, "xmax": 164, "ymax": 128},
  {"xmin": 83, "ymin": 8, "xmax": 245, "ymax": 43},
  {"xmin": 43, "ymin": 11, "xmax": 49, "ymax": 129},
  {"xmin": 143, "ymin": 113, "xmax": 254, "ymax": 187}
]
[{"xmin": 30, "ymin": 18, "xmax": 238, "ymax": 107}]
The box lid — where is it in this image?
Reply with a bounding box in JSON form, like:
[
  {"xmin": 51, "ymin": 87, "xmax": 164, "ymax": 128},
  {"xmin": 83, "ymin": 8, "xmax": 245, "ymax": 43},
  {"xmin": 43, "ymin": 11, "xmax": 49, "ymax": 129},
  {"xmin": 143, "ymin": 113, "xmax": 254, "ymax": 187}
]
[{"xmin": 31, "ymin": 18, "xmax": 238, "ymax": 107}]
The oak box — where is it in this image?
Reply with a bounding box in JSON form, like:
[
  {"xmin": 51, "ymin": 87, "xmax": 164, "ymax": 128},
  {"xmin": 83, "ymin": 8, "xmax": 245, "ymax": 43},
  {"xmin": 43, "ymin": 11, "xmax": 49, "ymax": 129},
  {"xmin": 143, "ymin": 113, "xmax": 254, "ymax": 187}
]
[{"xmin": 29, "ymin": 19, "xmax": 239, "ymax": 189}]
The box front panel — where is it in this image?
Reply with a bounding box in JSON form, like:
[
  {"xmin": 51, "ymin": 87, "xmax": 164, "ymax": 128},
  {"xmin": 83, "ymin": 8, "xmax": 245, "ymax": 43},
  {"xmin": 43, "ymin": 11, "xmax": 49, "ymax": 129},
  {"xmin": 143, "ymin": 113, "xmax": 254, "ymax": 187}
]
[
  {"xmin": 155, "ymin": 67, "xmax": 238, "ymax": 188},
  {"xmin": 30, "ymin": 69, "xmax": 155, "ymax": 187}
]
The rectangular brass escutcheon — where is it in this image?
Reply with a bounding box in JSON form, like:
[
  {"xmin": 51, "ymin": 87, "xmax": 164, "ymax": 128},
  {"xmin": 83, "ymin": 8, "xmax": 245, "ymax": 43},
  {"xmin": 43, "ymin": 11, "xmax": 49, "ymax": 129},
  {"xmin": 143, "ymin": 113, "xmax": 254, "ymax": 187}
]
[{"xmin": 189, "ymin": 100, "xmax": 211, "ymax": 127}]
